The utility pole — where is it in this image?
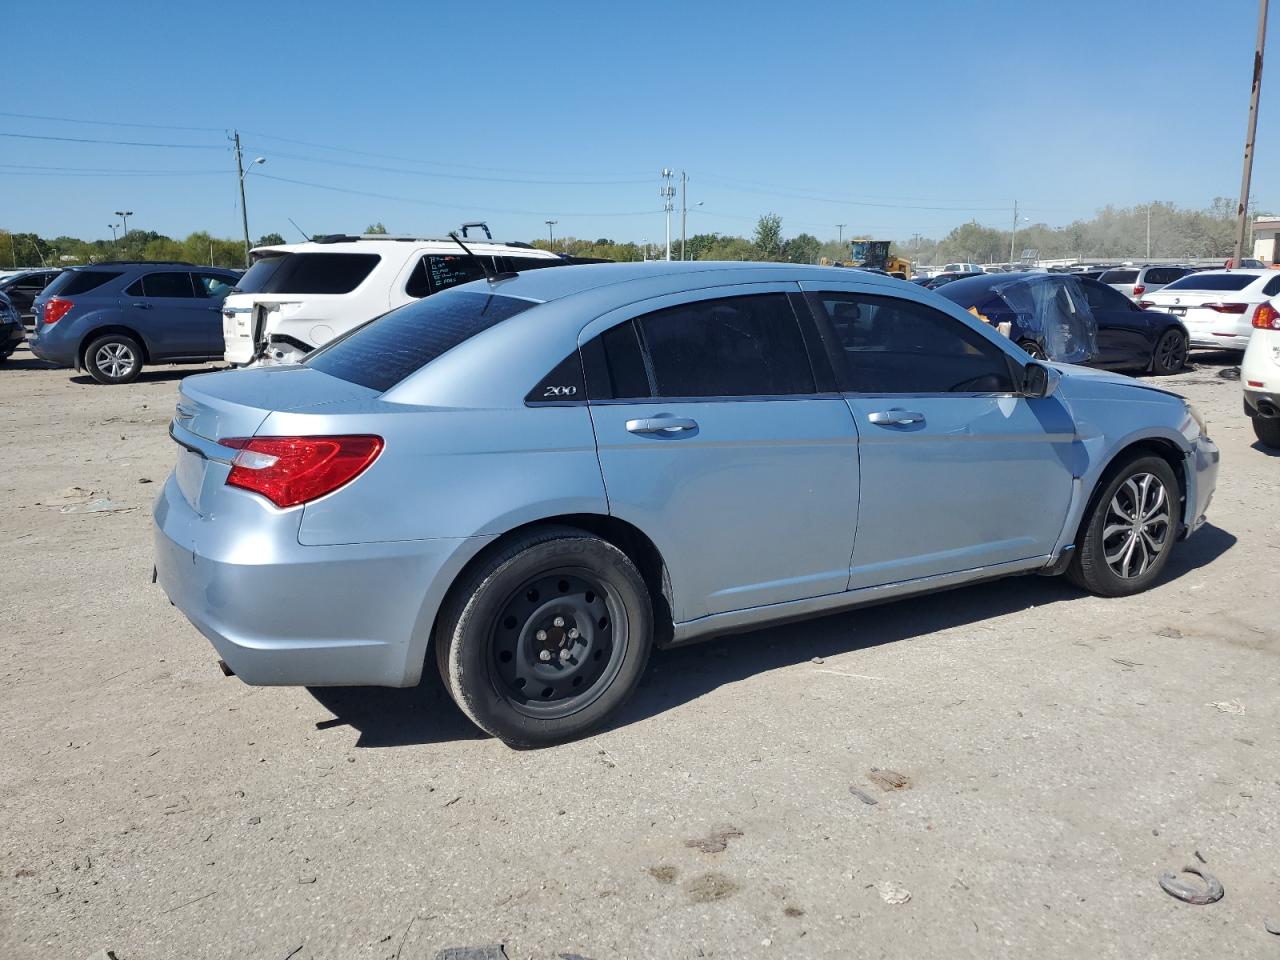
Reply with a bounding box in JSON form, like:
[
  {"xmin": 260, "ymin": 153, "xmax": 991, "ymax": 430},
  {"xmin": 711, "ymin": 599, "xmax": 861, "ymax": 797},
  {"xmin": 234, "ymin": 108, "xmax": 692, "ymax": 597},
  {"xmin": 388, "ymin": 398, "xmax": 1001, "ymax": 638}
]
[
  {"xmin": 108, "ymin": 223, "xmax": 119, "ymax": 257},
  {"xmin": 1146, "ymin": 205, "xmax": 1152, "ymax": 260},
  {"xmin": 679, "ymin": 171, "xmax": 688, "ymax": 260},
  {"xmin": 661, "ymin": 169, "xmax": 675, "ymax": 261},
  {"xmin": 1233, "ymin": 0, "xmax": 1268, "ymax": 265},
  {"xmin": 545, "ymin": 219, "xmax": 558, "ymax": 250},
  {"xmin": 114, "ymin": 210, "xmax": 132, "ymax": 248},
  {"xmin": 234, "ymin": 131, "xmax": 251, "ymax": 268},
  {"xmin": 837, "ymin": 224, "xmax": 846, "ymax": 244},
  {"xmin": 1009, "ymin": 200, "xmax": 1019, "ymax": 263}
]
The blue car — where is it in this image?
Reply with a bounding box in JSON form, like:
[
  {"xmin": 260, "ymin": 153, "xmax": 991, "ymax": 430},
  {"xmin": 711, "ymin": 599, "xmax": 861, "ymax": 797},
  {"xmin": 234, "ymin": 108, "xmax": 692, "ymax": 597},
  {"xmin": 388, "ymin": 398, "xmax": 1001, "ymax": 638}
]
[
  {"xmin": 0, "ymin": 292, "xmax": 23, "ymax": 362},
  {"xmin": 30, "ymin": 262, "xmax": 241, "ymax": 384},
  {"xmin": 154, "ymin": 261, "xmax": 1219, "ymax": 746}
]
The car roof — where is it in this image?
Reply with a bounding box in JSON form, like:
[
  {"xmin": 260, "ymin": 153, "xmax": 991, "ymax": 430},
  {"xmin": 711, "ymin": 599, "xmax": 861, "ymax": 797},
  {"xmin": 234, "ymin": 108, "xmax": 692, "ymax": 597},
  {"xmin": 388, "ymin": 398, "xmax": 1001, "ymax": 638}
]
[{"xmin": 249, "ymin": 238, "xmax": 562, "ymax": 258}]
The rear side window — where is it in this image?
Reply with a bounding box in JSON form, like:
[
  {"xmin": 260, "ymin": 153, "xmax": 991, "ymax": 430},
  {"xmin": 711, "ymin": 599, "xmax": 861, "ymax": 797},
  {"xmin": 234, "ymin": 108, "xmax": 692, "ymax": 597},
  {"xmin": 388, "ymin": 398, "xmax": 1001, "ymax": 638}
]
[
  {"xmin": 594, "ymin": 293, "xmax": 816, "ymax": 400},
  {"xmin": 138, "ymin": 272, "xmax": 196, "ymax": 298},
  {"xmin": 305, "ymin": 291, "xmax": 536, "ymax": 392},
  {"xmin": 1143, "ymin": 267, "xmax": 1185, "ymax": 285},
  {"xmin": 236, "ymin": 253, "xmax": 380, "ymax": 295},
  {"xmin": 46, "ymin": 270, "xmax": 122, "ymax": 296},
  {"xmin": 405, "ymin": 254, "xmax": 490, "ymax": 298},
  {"xmin": 1162, "ymin": 273, "xmax": 1255, "ymax": 292},
  {"xmin": 1263, "ymin": 275, "xmax": 1280, "ymax": 297},
  {"xmin": 1100, "ymin": 269, "xmax": 1139, "ymax": 284}
]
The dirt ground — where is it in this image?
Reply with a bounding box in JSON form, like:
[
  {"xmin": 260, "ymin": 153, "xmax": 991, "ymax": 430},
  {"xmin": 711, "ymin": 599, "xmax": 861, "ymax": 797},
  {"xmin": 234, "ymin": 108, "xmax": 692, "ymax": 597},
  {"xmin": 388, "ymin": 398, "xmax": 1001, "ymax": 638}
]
[{"xmin": 1, "ymin": 341, "xmax": 1276, "ymax": 960}]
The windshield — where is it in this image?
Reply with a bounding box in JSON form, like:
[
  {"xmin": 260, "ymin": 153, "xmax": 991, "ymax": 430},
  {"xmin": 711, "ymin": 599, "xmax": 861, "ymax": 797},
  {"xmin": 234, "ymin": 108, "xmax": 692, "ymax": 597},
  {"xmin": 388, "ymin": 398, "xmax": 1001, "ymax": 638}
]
[
  {"xmin": 1161, "ymin": 273, "xmax": 1256, "ymax": 292},
  {"xmin": 305, "ymin": 290, "xmax": 536, "ymax": 392}
]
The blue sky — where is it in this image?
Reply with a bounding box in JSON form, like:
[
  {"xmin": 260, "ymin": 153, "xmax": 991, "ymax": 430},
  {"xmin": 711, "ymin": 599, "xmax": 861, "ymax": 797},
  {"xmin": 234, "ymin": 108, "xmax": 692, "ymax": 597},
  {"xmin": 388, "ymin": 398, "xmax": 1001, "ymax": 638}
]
[{"xmin": 3, "ymin": 0, "xmax": 1274, "ymax": 246}]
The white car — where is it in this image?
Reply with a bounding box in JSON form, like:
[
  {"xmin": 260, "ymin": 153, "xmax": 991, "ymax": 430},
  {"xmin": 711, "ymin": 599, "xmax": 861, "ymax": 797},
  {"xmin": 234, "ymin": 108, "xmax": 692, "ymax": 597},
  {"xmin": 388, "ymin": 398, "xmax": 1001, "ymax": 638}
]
[
  {"xmin": 1242, "ymin": 295, "xmax": 1280, "ymax": 448},
  {"xmin": 1139, "ymin": 269, "xmax": 1280, "ymax": 352},
  {"xmin": 941, "ymin": 262, "xmax": 984, "ymax": 275},
  {"xmin": 222, "ymin": 231, "xmax": 568, "ymax": 365}
]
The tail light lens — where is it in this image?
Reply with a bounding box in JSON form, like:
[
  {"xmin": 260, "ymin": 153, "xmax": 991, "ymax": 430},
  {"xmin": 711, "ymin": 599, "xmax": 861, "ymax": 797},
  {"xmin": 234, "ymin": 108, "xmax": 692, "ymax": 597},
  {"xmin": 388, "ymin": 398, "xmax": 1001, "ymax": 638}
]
[
  {"xmin": 1137, "ymin": 300, "xmax": 1155, "ymax": 309},
  {"xmin": 43, "ymin": 297, "xmax": 74, "ymax": 325},
  {"xmin": 1253, "ymin": 302, "xmax": 1280, "ymax": 330},
  {"xmin": 1203, "ymin": 302, "xmax": 1248, "ymax": 313},
  {"xmin": 219, "ymin": 435, "xmax": 383, "ymax": 508},
  {"xmin": 1132, "ymin": 284, "xmax": 1145, "ymax": 298}
]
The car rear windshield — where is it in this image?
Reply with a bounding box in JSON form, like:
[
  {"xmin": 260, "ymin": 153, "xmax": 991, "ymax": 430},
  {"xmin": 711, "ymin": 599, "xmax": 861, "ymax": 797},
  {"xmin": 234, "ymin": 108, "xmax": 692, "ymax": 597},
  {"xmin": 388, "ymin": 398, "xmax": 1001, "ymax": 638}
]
[
  {"xmin": 45, "ymin": 270, "xmax": 123, "ymax": 296},
  {"xmin": 1161, "ymin": 273, "xmax": 1256, "ymax": 292},
  {"xmin": 1100, "ymin": 269, "xmax": 1138, "ymax": 284},
  {"xmin": 235, "ymin": 252, "xmax": 380, "ymax": 295},
  {"xmin": 305, "ymin": 291, "xmax": 537, "ymax": 392}
]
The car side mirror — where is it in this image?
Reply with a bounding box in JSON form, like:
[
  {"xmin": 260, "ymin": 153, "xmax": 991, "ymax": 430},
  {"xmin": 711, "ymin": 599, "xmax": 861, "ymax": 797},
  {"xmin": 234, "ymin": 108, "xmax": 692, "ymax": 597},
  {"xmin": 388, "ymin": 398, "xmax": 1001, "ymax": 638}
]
[{"xmin": 1022, "ymin": 362, "xmax": 1060, "ymax": 399}]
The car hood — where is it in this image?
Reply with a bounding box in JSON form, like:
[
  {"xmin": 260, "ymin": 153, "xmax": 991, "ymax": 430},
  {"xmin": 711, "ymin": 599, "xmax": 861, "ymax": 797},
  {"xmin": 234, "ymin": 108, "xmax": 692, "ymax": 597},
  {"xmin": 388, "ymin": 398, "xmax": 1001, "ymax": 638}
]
[{"xmin": 1050, "ymin": 361, "xmax": 1182, "ymax": 400}]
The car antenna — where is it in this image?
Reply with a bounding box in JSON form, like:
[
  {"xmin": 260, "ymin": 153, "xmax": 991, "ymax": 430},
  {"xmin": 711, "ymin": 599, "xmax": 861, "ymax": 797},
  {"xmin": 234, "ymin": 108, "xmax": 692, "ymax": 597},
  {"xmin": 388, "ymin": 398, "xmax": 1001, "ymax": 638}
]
[
  {"xmin": 448, "ymin": 231, "xmax": 517, "ymax": 283},
  {"xmin": 287, "ymin": 217, "xmax": 312, "ymax": 242}
]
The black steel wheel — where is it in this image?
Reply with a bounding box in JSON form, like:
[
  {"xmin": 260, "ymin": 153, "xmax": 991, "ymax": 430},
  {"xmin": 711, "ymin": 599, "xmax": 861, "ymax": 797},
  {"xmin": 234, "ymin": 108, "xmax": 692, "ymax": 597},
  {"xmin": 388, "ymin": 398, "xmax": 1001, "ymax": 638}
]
[
  {"xmin": 1151, "ymin": 329, "xmax": 1188, "ymax": 375},
  {"xmin": 436, "ymin": 526, "xmax": 653, "ymax": 747}
]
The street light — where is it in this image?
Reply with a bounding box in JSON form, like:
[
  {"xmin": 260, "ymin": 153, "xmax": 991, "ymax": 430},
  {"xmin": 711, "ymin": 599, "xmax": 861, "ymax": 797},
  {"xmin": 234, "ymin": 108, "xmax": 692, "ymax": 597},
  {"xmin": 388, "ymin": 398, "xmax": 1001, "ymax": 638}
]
[
  {"xmin": 640, "ymin": 238, "xmax": 648, "ymax": 261},
  {"xmin": 1009, "ymin": 215, "xmax": 1029, "ymax": 263},
  {"xmin": 545, "ymin": 219, "xmax": 558, "ymax": 250},
  {"xmin": 114, "ymin": 210, "xmax": 132, "ymax": 246},
  {"xmin": 108, "ymin": 223, "xmax": 120, "ymax": 257},
  {"xmin": 238, "ymin": 156, "xmax": 266, "ymax": 268}
]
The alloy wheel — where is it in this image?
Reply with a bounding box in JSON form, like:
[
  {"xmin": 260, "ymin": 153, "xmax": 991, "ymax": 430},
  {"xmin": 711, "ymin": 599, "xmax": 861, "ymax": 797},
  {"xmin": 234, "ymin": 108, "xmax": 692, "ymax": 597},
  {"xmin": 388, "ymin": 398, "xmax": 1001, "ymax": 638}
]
[
  {"xmin": 95, "ymin": 342, "xmax": 136, "ymax": 379},
  {"xmin": 490, "ymin": 570, "xmax": 627, "ymax": 719},
  {"xmin": 1156, "ymin": 332, "xmax": 1187, "ymax": 371},
  {"xmin": 1102, "ymin": 472, "xmax": 1171, "ymax": 579}
]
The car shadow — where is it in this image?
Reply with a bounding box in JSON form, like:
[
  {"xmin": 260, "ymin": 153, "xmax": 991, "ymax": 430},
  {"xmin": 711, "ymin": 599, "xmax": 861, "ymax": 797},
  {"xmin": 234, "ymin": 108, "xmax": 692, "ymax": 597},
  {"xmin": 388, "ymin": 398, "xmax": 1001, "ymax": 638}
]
[
  {"xmin": 1249, "ymin": 441, "xmax": 1280, "ymax": 457},
  {"xmin": 1, "ymin": 354, "xmax": 58, "ymax": 371},
  {"xmin": 310, "ymin": 522, "xmax": 1235, "ymax": 749},
  {"xmin": 68, "ymin": 364, "xmax": 225, "ymax": 385}
]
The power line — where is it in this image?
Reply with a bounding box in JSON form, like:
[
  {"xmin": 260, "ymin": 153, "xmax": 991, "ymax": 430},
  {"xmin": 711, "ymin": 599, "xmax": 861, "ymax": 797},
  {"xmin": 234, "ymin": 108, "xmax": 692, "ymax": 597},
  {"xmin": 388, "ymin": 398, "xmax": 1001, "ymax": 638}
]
[
  {"xmin": 0, "ymin": 162, "xmax": 225, "ymax": 176},
  {"xmin": 239, "ymin": 145, "xmax": 652, "ymax": 186},
  {"xmin": 255, "ymin": 171, "xmax": 658, "ymax": 218},
  {"xmin": 0, "ymin": 131, "xmax": 222, "ymax": 150},
  {"xmin": 0, "ymin": 110, "xmax": 225, "ymax": 133},
  {"xmin": 694, "ymin": 173, "xmax": 1013, "ymax": 212}
]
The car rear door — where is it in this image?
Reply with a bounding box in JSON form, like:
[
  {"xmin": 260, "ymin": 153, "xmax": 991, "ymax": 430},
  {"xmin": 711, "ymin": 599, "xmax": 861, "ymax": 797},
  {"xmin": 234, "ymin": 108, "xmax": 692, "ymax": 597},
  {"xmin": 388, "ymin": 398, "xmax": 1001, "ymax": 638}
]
[
  {"xmin": 799, "ymin": 282, "xmax": 1077, "ymax": 589},
  {"xmin": 1081, "ymin": 278, "xmax": 1153, "ymax": 368},
  {"xmin": 582, "ymin": 284, "xmax": 860, "ymax": 623},
  {"xmin": 121, "ymin": 272, "xmax": 208, "ymax": 358}
]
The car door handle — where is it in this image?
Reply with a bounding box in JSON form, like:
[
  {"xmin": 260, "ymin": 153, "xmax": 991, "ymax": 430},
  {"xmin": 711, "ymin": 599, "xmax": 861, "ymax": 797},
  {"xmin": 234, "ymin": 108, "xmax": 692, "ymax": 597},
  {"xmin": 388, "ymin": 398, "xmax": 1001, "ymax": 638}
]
[
  {"xmin": 867, "ymin": 409, "xmax": 925, "ymax": 426},
  {"xmin": 131, "ymin": 302, "xmax": 153, "ymax": 310},
  {"xmin": 625, "ymin": 417, "xmax": 698, "ymax": 435}
]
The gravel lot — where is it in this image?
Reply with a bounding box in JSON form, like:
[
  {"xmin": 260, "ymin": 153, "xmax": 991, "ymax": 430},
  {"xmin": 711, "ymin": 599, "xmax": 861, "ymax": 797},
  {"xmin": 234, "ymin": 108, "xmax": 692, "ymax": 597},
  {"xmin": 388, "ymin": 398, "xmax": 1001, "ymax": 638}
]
[{"xmin": 1, "ymin": 341, "xmax": 1276, "ymax": 960}]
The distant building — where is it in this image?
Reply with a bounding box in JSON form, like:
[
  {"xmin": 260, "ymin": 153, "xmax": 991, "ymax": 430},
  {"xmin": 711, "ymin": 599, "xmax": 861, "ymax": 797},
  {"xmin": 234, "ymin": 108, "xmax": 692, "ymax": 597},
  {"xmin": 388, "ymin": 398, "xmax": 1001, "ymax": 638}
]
[{"xmin": 1254, "ymin": 216, "xmax": 1280, "ymax": 266}]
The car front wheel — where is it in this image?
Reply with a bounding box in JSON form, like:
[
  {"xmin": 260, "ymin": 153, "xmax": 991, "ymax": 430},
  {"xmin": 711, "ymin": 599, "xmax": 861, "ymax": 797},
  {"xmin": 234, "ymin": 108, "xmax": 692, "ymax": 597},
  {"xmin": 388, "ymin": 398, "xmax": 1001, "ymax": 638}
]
[
  {"xmin": 1067, "ymin": 455, "xmax": 1179, "ymax": 597},
  {"xmin": 85, "ymin": 334, "xmax": 143, "ymax": 385},
  {"xmin": 436, "ymin": 526, "xmax": 653, "ymax": 747},
  {"xmin": 1018, "ymin": 339, "xmax": 1047, "ymax": 360},
  {"xmin": 1150, "ymin": 329, "xmax": 1188, "ymax": 375}
]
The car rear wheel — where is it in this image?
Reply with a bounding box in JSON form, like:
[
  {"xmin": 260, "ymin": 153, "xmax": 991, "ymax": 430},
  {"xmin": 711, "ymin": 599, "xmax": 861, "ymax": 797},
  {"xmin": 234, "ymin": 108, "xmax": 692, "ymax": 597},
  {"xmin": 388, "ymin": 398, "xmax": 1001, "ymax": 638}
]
[
  {"xmin": 85, "ymin": 334, "xmax": 143, "ymax": 385},
  {"xmin": 1252, "ymin": 414, "xmax": 1280, "ymax": 449},
  {"xmin": 1150, "ymin": 329, "xmax": 1188, "ymax": 375},
  {"xmin": 1067, "ymin": 455, "xmax": 1179, "ymax": 597},
  {"xmin": 435, "ymin": 526, "xmax": 653, "ymax": 747},
  {"xmin": 1018, "ymin": 339, "xmax": 1047, "ymax": 360}
]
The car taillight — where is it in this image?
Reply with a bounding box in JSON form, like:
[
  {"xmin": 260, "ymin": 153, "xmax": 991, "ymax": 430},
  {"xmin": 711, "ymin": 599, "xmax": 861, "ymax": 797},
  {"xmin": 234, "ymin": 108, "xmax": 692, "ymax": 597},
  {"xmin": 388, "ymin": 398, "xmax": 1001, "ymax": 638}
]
[
  {"xmin": 1132, "ymin": 284, "xmax": 1145, "ymax": 298},
  {"xmin": 219, "ymin": 435, "xmax": 383, "ymax": 508},
  {"xmin": 1137, "ymin": 300, "xmax": 1155, "ymax": 309},
  {"xmin": 43, "ymin": 297, "xmax": 74, "ymax": 324},
  {"xmin": 1253, "ymin": 302, "xmax": 1280, "ymax": 330},
  {"xmin": 1203, "ymin": 302, "xmax": 1248, "ymax": 313}
]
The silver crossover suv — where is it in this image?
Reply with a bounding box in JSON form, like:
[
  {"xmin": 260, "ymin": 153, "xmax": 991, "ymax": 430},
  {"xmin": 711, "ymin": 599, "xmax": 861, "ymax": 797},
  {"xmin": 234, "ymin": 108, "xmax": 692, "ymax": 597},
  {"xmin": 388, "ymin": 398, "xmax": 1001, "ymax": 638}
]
[{"xmin": 154, "ymin": 262, "xmax": 1219, "ymax": 746}]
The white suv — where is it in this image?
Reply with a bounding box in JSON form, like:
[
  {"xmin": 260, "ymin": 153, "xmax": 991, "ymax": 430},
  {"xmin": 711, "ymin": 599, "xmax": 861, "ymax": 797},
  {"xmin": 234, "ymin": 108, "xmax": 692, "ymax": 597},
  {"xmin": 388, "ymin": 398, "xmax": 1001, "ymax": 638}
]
[
  {"xmin": 1242, "ymin": 294, "xmax": 1280, "ymax": 448},
  {"xmin": 222, "ymin": 231, "xmax": 569, "ymax": 365}
]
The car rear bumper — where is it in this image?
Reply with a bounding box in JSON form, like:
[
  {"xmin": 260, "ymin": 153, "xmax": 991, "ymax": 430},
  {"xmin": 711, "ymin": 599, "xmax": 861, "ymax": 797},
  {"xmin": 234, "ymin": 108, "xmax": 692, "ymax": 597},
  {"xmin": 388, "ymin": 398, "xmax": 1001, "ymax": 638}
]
[
  {"xmin": 153, "ymin": 473, "xmax": 490, "ymax": 687},
  {"xmin": 1187, "ymin": 330, "xmax": 1249, "ymax": 350}
]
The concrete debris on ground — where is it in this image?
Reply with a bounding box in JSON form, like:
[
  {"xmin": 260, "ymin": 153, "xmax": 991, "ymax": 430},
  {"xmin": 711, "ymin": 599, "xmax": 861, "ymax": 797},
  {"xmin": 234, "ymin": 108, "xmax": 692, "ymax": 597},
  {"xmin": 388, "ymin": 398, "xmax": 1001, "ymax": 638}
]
[
  {"xmin": 1208, "ymin": 700, "xmax": 1246, "ymax": 715},
  {"xmin": 876, "ymin": 881, "xmax": 912, "ymax": 905},
  {"xmin": 1158, "ymin": 866, "xmax": 1225, "ymax": 905}
]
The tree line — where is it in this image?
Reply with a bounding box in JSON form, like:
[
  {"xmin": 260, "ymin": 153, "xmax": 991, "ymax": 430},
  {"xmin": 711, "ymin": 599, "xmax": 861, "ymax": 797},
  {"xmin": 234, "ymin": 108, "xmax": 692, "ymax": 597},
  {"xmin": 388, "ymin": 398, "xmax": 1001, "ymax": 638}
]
[{"xmin": 1, "ymin": 198, "xmax": 1267, "ymax": 271}]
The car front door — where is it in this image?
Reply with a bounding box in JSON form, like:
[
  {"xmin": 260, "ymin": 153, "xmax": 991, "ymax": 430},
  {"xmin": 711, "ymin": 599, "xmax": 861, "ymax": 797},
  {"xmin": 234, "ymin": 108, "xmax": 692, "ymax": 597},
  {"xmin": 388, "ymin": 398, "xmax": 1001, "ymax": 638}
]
[
  {"xmin": 799, "ymin": 283, "xmax": 1078, "ymax": 590},
  {"xmin": 121, "ymin": 272, "xmax": 206, "ymax": 358},
  {"xmin": 1081, "ymin": 278, "xmax": 1153, "ymax": 368},
  {"xmin": 583, "ymin": 284, "xmax": 860, "ymax": 623}
]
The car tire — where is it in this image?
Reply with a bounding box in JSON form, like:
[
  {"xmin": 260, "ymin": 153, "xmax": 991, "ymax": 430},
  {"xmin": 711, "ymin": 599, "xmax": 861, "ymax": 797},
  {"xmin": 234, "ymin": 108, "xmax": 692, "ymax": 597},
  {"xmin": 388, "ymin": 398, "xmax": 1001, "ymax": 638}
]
[
  {"xmin": 1150, "ymin": 329, "xmax": 1188, "ymax": 375},
  {"xmin": 0, "ymin": 347, "xmax": 14, "ymax": 364},
  {"xmin": 1067, "ymin": 454, "xmax": 1180, "ymax": 597},
  {"xmin": 1252, "ymin": 414, "xmax": 1280, "ymax": 449},
  {"xmin": 84, "ymin": 334, "xmax": 143, "ymax": 385},
  {"xmin": 1018, "ymin": 339, "xmax": 1048, "ymax": 360},
  {"xmin": 435, "ymin": 525, "xmax": 653, "ymax": 748}
]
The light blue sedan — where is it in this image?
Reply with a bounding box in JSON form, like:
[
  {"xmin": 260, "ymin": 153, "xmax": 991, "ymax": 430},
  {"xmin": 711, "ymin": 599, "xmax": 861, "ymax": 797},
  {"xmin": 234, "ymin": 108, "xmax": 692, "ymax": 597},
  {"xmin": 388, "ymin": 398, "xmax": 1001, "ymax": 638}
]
[{"xmin": 154, "ymin": 261, "xmax": 1219, "ymax": 746}]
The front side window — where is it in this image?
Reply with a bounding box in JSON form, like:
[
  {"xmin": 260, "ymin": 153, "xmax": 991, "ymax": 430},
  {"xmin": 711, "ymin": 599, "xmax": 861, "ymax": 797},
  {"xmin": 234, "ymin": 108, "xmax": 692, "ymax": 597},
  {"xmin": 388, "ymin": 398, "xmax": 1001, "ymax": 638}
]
[
  {"xmin": 139, "ymin": 272, "xmax": 196, "ymax": 298},
  {"xmin": 809, "ymin": 292, "xmax": 1016, "ymax": 394},
  {"xmin": 593, "ymin": 293, "xmax": 815, "ymax": 400},
  {"xmin": 305, "ymin": 290, "xmax": 536, "ymax": 392},
  {"xmin": 195, "ymin": 274, "xmax": 235, "ymax": 299}
]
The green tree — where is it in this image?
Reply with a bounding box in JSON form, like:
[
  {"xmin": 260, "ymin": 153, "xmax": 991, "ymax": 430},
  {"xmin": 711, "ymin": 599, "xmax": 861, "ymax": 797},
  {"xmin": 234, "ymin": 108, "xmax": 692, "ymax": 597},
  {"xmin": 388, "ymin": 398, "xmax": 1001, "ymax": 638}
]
[
  {"xmin": 700, "ymin": 236, "xmax": 758, "ymax": 261},
  {"xmin": 257, "ymin": 232, "xmax": 286, "ymax": 246},
  {"xmin": 681, "ymin": 232, "xmax": 721, "ymax": 261},
  {"xmin": 785, "ymin": 233, "xmax": 821, "ymax": 264},
  {"xmin": 364, "ymin": 222, "xmax": 388, "ymax": 234},
  {"xmin": 752, "ymin": 213, "xmax": 784, "ymax": 260}
]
